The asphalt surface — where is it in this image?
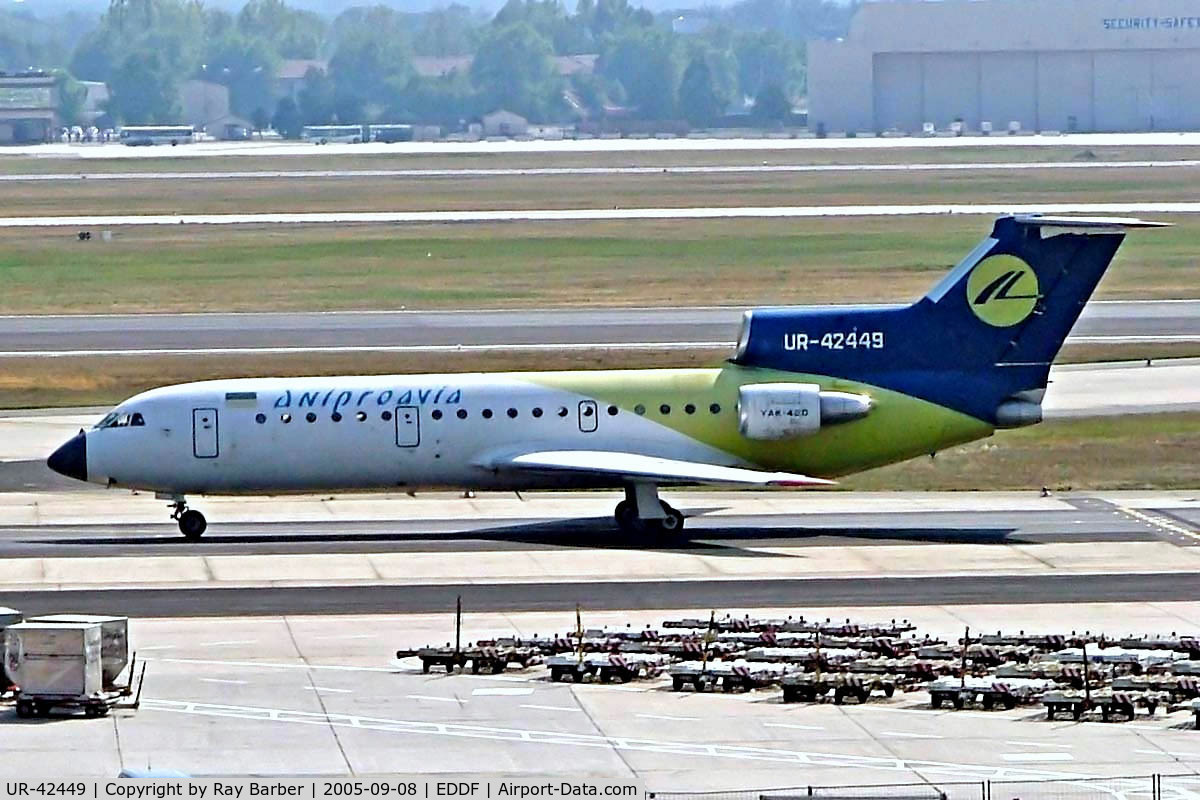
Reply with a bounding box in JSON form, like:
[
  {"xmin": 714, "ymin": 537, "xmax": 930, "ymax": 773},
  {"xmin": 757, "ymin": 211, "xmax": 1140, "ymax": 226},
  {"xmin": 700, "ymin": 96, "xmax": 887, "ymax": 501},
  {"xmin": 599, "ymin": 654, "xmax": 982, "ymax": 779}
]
[
  {"xmin": 2, "ymin": 572, "xmax": 1196, "ymax": 618},
  {"xmin": 0, "ymin": 505, "xmax": 1160, "ymax": 558},
  {"xmin": 0, "ymin": 301, "xmax": 1194, "ymax": 355}
]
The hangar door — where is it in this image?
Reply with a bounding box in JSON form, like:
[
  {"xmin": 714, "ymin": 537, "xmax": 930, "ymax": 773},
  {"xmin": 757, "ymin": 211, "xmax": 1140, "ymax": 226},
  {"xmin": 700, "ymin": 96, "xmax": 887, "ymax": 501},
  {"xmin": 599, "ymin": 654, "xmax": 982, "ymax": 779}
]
[{"xmin": 873, "ymin": 54, "xmax": 923, "ymax": 133}]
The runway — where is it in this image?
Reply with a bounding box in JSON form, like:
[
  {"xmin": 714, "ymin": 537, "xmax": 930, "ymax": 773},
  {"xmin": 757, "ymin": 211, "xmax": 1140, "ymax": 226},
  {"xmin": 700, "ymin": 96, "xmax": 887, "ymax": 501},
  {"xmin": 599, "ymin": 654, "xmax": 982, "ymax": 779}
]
[
  {"xmin": 10, "ymin": 130, "xmax": 1200, "ymax": 159},
  {"xmin": 4, "ymin": 201, "xmax": 1200, "ymax": 228},
  {"xmin": 6, "ymin": 159, "xmax": 1200, "ymax": 182},
  {"xmin": 0, "ymin": 301, "xmax": 1194, "ymax": 356}
]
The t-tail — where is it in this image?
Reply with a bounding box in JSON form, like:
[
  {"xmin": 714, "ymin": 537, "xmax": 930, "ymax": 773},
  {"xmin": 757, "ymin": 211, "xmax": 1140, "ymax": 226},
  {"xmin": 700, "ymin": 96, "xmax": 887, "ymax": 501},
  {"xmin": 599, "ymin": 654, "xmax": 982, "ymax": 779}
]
[{"xmin": 733, "ymin": 215, "xmax": 1167, "ymax": 427}]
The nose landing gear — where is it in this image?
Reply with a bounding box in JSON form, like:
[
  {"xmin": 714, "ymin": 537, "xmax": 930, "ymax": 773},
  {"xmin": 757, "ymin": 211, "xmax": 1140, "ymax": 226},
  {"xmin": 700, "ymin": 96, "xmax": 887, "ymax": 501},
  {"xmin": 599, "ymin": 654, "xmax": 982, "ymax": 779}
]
[
  {"xmin": 169, "ymin": 498, "xmax": 207, "ymax": 540},
  {"xmin": 614, "ymin": 484, "xmax": 685, "ymax": 535}
]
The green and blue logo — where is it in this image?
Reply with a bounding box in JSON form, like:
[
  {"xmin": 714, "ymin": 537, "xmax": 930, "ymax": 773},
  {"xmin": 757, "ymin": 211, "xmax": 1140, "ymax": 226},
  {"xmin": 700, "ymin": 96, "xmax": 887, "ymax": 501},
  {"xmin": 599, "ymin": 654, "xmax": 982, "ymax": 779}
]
[{"xmin": 967, "ymin": 255, "xmax": 1040, "ymax": 327}]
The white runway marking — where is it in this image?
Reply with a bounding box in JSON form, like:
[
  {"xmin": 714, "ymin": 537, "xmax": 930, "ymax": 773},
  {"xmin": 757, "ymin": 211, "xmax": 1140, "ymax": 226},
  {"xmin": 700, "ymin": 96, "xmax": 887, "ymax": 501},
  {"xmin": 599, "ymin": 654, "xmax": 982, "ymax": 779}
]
[
  {"xmin": 472, "ymin": 687, "xmax": 534, "ymax": 696},
  {"xmin": 199, "ymin": 639, "xmax": 258, "ymax": 647},
  {"xmin": 305, "ymin": 686, "xmax": 353, "ymax": 694},
  {"xmin": 636, "ymin": 713, "xmax": 700, "ymax": 722},
  {"xmin": 139, "ymin": 697, "xmax": 1098, "ymax": 781},
  {"xmin": 0, "ymin": 341, "xmax": 732, "ymax": 359},
  {"xmin": 763, "ymin": 722, "xmax": 825, "ymax": 731},
  {"xmin": 1001, "ymin": 753, "xmax": 1075, "ymax": 762},
  {"xmin": 149, "ymin": 657, "xmax": 397, "ymax": 672},
  {"xmin": 521, "ymin": 704, "xmax": 582, "ymax": 713},
  {"xmin": 879, "ymin": 731, "xmax": 944, "ymax": 739},
  {"xmin": 199, "ymin": 678, "xmax": 248, "ymax": 685},
  {"xmin": 1005, "ymin": 741, "xmax": 1073, "ymax": 749},
  {"xmin": 406, "ymin": 694, "xmax": 460, "ymax": 703},
  {"xmin": 6, "ymin": 160, "xmax": 1198, "ymax": 182},
  {"xmin": 3, "ymin": 201, "xmax": 1199, "ymax": 228}
]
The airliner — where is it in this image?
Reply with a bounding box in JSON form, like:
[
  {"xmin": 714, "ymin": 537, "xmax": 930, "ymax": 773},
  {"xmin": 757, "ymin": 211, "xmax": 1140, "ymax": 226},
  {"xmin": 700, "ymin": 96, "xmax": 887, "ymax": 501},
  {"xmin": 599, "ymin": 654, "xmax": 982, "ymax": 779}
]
[{"xmin": 47, "ymin": 215, "xmax": 1160, "ymax": 539}]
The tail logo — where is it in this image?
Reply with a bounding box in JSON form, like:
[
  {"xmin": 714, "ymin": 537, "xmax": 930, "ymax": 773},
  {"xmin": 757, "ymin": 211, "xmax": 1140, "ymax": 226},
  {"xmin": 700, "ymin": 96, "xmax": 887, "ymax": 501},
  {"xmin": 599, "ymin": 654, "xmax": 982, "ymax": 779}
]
[{"xmin": 966, "ymin": 254, "xmax": 1040, "ymax": 327}]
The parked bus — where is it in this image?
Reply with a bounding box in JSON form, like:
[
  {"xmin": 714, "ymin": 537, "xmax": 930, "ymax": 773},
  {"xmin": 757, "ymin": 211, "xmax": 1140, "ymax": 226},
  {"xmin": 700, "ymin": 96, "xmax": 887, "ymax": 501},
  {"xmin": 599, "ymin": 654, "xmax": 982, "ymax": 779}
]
[
  {"xmin": 119, "ymin": 125, "xmax": 196, "ymax": 146},
  {"xmin": 300, "ymin": 124, "xmax": 364, "ymax": 144},
  {"xmin": 369, "ymin": 124, "xmax": 414, "ymax": 143}
]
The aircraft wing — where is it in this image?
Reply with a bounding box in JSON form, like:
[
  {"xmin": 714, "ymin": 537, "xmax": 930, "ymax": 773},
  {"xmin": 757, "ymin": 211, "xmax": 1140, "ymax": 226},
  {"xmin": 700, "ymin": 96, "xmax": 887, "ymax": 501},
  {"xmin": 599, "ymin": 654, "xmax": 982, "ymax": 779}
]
[{"xmin": 491, "ymin": 450, "xmax": 834, "ymax": 487}]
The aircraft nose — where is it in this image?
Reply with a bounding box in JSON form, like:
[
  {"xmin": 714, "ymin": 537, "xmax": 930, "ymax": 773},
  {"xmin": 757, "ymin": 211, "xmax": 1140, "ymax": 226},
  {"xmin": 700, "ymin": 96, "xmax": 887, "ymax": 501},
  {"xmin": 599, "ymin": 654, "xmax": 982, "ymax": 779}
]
[{"xmin": 47, "ymin": 430, "xmax": 88, "ymax": 482}]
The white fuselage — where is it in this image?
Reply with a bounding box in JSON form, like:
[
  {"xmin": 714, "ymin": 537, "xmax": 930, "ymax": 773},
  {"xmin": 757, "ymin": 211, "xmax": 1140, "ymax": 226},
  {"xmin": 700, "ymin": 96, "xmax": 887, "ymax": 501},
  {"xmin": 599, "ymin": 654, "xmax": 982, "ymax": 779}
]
[{"xmin": 84, "ymin": 373, "xmax": 743, "ymax": 495}]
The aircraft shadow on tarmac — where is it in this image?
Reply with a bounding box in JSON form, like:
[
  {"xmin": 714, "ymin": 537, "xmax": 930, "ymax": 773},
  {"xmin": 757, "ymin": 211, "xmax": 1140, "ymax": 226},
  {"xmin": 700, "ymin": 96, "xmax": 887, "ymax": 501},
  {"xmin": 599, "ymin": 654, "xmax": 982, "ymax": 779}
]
[{"xmin": 30, "ymin": 513, "xmax": 1022, "ymax": 558}]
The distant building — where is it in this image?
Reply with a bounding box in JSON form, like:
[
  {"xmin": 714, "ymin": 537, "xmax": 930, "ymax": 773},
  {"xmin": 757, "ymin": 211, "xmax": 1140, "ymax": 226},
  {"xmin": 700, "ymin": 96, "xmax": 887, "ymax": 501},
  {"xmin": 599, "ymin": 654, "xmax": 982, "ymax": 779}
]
[
  {"xmin": 180, "ymin": 80, "xmax": 252, "ymax": 138},
  {"xmin": 808, "ymin": 0, "xmax": 1200, "ymax": 134},
  {"xmin": 275, "ymin": 59, "xmax": 328, "ymax": 102},
  {"xmin": 482, "ymin": 109, "xmax": 528, "ymax": 137},
  {"xmin": 0, "ymin": 71, "xmax": 58, "ymax": 144}
]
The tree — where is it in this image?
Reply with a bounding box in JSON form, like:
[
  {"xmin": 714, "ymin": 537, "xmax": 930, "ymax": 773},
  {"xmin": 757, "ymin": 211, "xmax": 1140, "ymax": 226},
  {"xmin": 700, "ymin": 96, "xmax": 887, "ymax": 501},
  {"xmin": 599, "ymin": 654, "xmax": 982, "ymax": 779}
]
[
  {"xmin": 328, "ymin": 6, "xmax": 413, "ymax": 122},
  {"xmin": 414, "ymin": 5, "xmax": 480, "ymax": 57},
  {"xmin": 271, "ymin": 95, "xmax": 302, "ymax": 137},
  {"xmin": 107, "ymin": 50, "xmax": 179, "ymax": 123},
  {"xmin": 297, "ymin": 66, "xmax": 335, "ymax": 123},
  {"xmin": 200, "ymin": 30, "xmax": 278, "ymax": 119},
  {"xmin": 598, "ymin": 27, "xmax": 679, "ymax": 119},
  {"xmin": 237, "ymin": 0, "xmax": 325, "ymax": 59},
  {"xmin": 470, "ymin": 22, "xmax": 561, "ymax": 121},
  {"xmin": 678, "ymin": 55, "xmax": 722, "ymax": 127},
  {"xmin": 733, "ymin": 30, "xmax": 802, "ymax": 99},
  {"xmin": 251, "ymin": 105, "xmax": 269, "ymax": 132},
  {"xmin": 753, "ymin": 82, "xmax": 790, "ymax": 124},
  {"xmin": 54, "ymin": 71, "xmax": 88, "ymax": 127}
]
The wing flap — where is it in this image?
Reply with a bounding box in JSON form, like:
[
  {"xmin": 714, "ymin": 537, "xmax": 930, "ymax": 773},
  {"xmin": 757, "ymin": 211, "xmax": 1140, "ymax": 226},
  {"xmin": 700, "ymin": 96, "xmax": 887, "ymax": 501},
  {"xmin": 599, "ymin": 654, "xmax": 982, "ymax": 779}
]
[{"xmin": 496, "ymin": 450, "xmax": 833, "ymax": 487}]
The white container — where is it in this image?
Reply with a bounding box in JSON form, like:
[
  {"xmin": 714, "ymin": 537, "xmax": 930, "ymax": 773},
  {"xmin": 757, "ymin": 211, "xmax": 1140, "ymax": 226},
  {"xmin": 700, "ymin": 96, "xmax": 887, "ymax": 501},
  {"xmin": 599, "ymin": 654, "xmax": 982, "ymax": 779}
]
[
  {"xmin": 28, "ymin": 615, "xmax": 128, "ymax": 687},
  {"xmin": 5, "ymin": 622, "xmax": 104, "ymax": 698}
]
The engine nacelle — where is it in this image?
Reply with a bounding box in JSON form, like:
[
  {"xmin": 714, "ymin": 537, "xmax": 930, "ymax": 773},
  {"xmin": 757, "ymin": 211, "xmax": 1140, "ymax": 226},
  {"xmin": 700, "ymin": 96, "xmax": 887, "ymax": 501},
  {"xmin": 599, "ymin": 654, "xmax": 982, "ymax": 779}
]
[{"xmin": 738, "ymin": 383, "xmax": 872, "ymax": 441}]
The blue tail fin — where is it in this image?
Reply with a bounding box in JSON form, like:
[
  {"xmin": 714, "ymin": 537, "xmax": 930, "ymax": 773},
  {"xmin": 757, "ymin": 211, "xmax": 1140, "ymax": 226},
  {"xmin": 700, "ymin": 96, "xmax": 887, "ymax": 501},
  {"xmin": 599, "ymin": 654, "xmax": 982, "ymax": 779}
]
[{"xmin": 734, "ymin": 215, "xmax": 1166, "ymax": 425}]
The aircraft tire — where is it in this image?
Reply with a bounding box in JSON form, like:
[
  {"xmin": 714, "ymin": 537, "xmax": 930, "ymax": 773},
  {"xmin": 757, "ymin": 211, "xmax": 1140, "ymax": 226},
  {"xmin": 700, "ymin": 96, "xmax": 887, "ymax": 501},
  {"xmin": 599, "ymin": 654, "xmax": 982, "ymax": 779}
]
[
  {"xmin": 658, "ymin": 503, "xmax": 685, "ymax": 533},
  {"xmin": 178, "ymin": 509, "xmax": 207, "ymax": 540},
  {"xmin": 614, "ymin": 500, "xmax": 639, "ymax": 533}
]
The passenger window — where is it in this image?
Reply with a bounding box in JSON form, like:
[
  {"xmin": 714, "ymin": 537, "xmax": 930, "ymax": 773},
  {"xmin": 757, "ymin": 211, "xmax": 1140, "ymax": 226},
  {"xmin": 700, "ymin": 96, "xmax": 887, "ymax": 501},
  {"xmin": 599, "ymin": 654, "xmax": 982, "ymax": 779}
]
[
  {"xmin": 634, "ymin": 404, "xmax": 645, "ymax": 415},
  {"xmin": 356, "ymin": 411, "xmax": 367, "ymax": 422},
  {"xmin": 457, "ymin": 409, "xmax": 468, "ymax": 419},
  {"xmin": 432, "ymin": 409, "xmax": 443, "ymax": 420},
  {"xmin": 507, "ymin": 408, "xmax": 518, "ymax": 418},
  {"xmin": 331, "ymin": 412, "xmax": 343, "ymax": 422},
  {"xmin": 255, "ymin": 413, "xmax": 267, "ymax": 424},
  {"xmin": 684, "ymin": 404, "xmax": 696, "ymax": 415},
  {"xmin": 557, "ymin": 406, "xmax": 568, "ymax": 417},
  {"xmin": 281, "ymin": 413, "xmax": 292, "ymax": 423},
  {"xmin": 382, "ymin": 411, "xmax": 393, "ymax": 421},
  {"xmin": 659, "ymin": 404, "xmax": 671, "ymax": 415},
  {"xmin": 607, "ymin": 405, "xmax": 618, "ymax": 416},
  {"xmin": 710, "ymin": 403, "xmax": 721, "ymax": 414},
  {"xmin": 482, "ymin": 409, "xmax": 493, "ymax": 419},
  {"xmin": 306, "ymin": 412, "xmax": 317, "ymax": 423},
  {"xmin": 532, "ymin": 408, "xmax": 543, "ymax": 418}
]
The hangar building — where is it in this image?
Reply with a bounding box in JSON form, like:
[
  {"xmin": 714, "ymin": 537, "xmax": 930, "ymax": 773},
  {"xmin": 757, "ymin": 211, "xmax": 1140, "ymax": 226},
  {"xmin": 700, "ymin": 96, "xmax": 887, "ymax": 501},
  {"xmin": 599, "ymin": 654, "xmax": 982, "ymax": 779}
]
[{"xmin": 808, "ymin": 0, "xmax": 1200, "ymax": 134}]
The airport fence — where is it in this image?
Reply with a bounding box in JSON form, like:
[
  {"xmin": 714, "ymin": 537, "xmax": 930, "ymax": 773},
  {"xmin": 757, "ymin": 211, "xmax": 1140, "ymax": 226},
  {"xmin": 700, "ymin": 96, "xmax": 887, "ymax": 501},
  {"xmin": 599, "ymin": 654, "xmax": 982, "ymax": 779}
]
[{"xmin": 652, "ymin": 774, "xmax": 1200, "ymax": 800}]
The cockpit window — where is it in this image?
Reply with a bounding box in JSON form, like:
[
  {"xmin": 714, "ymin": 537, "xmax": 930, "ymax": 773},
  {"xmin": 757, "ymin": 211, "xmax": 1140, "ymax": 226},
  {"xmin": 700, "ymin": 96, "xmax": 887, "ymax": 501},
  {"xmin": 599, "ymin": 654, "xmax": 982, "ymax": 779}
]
[{"xmin": 95, "ymin": 411, "xmax": 145, "ymax": 429}]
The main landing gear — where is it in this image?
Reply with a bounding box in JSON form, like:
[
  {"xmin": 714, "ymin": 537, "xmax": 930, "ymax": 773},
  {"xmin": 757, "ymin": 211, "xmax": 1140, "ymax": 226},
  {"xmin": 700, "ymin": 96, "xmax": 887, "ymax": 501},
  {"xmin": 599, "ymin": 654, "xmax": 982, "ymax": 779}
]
[
  {"xmin": 168, "ymin": 498, "xmax": 207, "ymax": 540},
  {"xmin": 614, "ymin": 484, "xmax": 685, "ymax": 535}
]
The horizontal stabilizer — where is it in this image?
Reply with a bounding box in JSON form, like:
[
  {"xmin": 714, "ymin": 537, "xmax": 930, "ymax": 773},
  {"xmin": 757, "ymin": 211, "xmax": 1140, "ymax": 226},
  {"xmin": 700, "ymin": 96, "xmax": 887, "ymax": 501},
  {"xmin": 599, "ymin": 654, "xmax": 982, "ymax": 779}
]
[
  {"xmin": 1011, "ymin": 215, "xmax": 1170, "ymax": 229},
  {"xmin": 488, "ymin": 450, "xmax": 834, "ymax": 488}
]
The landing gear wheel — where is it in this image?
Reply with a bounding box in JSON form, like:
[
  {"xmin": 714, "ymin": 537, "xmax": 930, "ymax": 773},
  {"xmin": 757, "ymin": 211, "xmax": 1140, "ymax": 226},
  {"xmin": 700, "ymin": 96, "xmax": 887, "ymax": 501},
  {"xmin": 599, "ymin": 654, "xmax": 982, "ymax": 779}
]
[
  {"xmin": 15, "ymin": 699, "xmax": 34, "ymax": 718},
  {"xmin": 658, "ymin": 502, "xmax": 685, "ymax": 533},
  {"xmin": 614, "ymin": 499, "xmax": 639, "ymax": 533},
  {"xmin": 178, "ymin": 509, "xmax": 207, "ymax": 540}
]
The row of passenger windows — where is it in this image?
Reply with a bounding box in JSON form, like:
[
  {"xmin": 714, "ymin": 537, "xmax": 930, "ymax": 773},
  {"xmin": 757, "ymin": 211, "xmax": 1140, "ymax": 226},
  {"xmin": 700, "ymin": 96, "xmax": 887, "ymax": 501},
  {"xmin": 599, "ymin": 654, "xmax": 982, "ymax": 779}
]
[{"xmin": 253, "ymin": 402, "xmax": 723, "ymax": 425}]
